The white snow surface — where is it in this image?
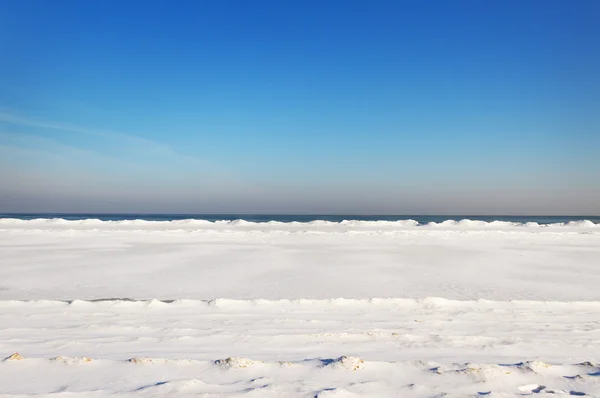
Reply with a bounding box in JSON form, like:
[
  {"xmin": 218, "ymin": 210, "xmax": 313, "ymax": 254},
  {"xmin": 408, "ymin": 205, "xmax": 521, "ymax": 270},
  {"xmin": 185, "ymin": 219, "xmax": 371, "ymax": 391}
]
[{"xmin": 1, "ymin": 218, "xmax": 599, "ymax": 397}]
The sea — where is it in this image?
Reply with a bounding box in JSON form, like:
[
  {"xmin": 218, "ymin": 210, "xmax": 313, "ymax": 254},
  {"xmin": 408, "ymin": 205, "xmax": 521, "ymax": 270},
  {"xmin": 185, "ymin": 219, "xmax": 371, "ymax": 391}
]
[{"xmin": 0, "ymin": 214, "xmax": 599, "ymax": 225}]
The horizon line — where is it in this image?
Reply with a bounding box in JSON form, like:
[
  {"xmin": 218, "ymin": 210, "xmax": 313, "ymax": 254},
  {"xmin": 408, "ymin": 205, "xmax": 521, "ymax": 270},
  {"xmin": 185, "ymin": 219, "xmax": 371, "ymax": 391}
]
[{"xmin": 1, "ymin": 212, "xmax": 599, "ymax": 217}]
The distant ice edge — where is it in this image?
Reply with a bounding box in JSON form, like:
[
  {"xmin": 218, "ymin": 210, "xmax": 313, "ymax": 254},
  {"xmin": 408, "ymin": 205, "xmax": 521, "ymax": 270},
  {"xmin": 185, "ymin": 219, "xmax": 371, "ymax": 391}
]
[
  {"xmin": 0, "ymin": 217, "xmax": 598, "ymax": 229},
  {"xmin": 3, "ymin": 297, "xmax": 600, "ymax": 309}
]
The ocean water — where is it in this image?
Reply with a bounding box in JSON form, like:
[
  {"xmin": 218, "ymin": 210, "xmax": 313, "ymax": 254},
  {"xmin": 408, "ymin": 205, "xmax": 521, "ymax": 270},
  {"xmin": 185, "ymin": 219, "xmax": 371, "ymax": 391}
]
[{"xmin": 0, "ymin": 213, "xmax": 598, "ymax": 225}]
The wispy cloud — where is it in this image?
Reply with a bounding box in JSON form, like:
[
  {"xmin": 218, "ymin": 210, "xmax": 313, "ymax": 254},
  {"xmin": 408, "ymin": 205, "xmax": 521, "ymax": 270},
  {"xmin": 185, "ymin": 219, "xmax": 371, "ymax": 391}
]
[
  {"xmin": 0, "ymin": 110, "xmax": 266, "ymax": 200},
  {"xmin": 0, "ymin": 131, "xmax": 142, "ymax": 170},
  {"xmin": 0, "ymin": 109, "xmax": 242, "ymax": 173},
  {"xmin": 0, "ymin": 109, "xmax": 175, "ymax": 154}
]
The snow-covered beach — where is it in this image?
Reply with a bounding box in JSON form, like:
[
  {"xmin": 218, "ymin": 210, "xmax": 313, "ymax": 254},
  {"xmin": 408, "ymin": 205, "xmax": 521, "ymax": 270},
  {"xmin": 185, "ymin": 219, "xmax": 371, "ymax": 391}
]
[{"xmin": 1, "ymin": 218, "xmax": 600, "ymax": 396}]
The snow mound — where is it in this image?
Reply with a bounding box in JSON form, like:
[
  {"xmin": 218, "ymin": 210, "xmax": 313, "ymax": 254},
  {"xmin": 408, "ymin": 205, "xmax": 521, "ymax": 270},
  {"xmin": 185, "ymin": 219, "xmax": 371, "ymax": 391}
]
[
  {"xmin": 339, "ymin": 219, "xmax": 419, "ymax": 227},
  {"xmin": 515, "ymin": 361, "xmax": 553, "ymax": 374},
  {"xmin": 446, "ymin": 364, "xmax": 511, "ymax": 382},
  {"xmin": 51, "ymin": 356, "xmax": 93, "ymax": 364},
  {"xmin": 278, "ymin": 360, "xmax": 300, "ymax": 367},
  {"xmin": 517, "ymin": 384, "xmax": 546, "ymax": 393},
  {"xmin": 4, "ymin": 352, "xmax": 24, "ymax": 361},
  {"xmin": 214, "ymin": 357, "xmax": 263, "ymax": 369},
  {"xmin": 315, "ymin": 388, "xmax": 360, "ymax": 397},
  {"xmin": 137, "ymin": 379, "xmax": 208, "ymax": 393},
  {"xmin": 129, "ymin": 357, "xmax": 169, "ymax": 364},
  {"xmin": 577, "ymin": 361, "xmax": 599, "ymax": 369},
  {"xmin": 127, "ymin": 357, "xmax": 197, "ymax": 365},
  {"xmin": 324, "ymin": 356, "xmax": 365, "ymax": 371}
]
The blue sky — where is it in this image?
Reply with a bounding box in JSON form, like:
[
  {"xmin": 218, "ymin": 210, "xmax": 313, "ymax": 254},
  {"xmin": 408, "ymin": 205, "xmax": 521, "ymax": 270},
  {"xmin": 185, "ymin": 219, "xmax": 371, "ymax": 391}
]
[{"xmin": 1, "ymin": 0, "xmax": 598, "ymax": 214}]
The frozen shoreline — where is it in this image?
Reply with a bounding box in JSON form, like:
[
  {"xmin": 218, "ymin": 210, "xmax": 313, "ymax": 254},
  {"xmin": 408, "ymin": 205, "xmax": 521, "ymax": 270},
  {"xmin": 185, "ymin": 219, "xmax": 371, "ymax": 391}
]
[
  {"xmin": 2, "ymin": 297, "xmax": 599, "ymax": 397},
  {"xmin": 1, "ymin": 222, "xmax": 599, "ymax": 396},
  {"xmin": 2, "ymin": 221, "xmax": 599, "ymax": 301}
]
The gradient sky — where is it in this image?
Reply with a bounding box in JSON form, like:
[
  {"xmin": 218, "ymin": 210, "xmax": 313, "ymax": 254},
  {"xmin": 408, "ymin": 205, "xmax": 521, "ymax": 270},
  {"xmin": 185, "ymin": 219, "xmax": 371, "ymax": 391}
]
[{"xmin": 1, "ymin": 0, "xmax": 599, "ymax": 214}]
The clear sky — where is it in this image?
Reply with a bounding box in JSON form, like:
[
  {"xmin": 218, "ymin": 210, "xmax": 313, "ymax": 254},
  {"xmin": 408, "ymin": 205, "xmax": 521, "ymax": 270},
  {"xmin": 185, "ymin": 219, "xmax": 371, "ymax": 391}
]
[{"xmin": 1, "ymin": 0, "xmax": 599, "ymax": 214}]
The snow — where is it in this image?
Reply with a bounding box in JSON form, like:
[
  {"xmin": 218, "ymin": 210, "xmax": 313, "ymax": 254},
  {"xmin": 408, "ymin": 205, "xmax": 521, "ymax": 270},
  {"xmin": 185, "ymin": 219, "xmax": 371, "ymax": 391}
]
[{"xmin": 1, "ymin": 219, "xmax": 599, "ymax": 396}]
